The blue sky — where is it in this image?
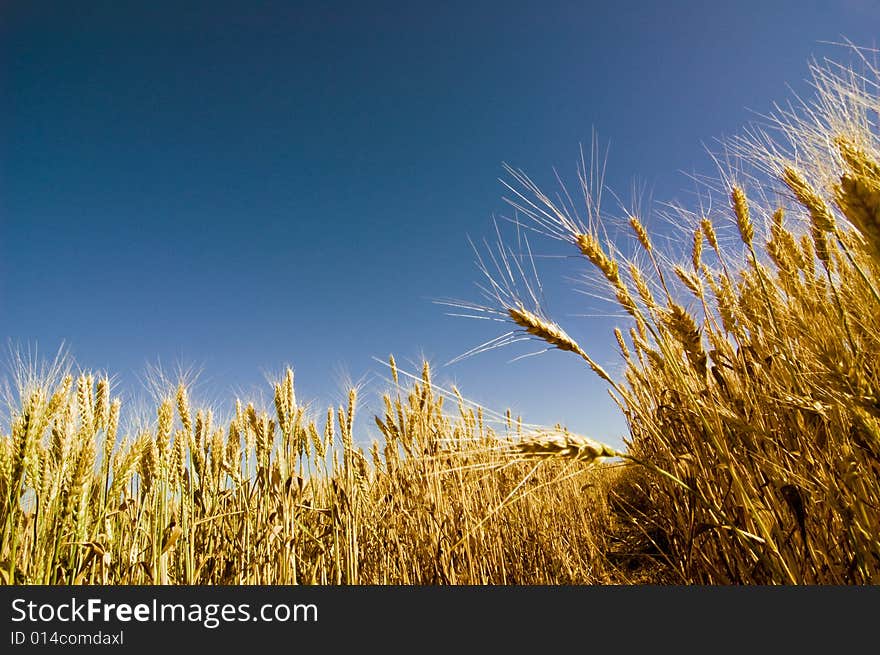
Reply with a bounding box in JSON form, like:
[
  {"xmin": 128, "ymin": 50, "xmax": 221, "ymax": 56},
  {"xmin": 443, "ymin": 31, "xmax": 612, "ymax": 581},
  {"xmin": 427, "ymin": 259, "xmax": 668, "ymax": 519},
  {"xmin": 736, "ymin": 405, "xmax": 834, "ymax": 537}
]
[{"xmin": 1, "ymin": 1, "xmax": 878, "ymax": 447}]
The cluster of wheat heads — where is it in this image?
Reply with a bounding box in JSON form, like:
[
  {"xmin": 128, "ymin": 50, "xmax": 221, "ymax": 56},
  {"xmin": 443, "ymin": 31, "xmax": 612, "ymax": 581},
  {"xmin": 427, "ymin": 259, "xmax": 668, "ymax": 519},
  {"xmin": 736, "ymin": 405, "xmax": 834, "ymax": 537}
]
[
  {"xmin": 0, "ymin": 354, "xmax": 632, "ymax": 584},
  {"xmin": 462, "ymin": 55, "xmax": 880, "ymax": 583}
]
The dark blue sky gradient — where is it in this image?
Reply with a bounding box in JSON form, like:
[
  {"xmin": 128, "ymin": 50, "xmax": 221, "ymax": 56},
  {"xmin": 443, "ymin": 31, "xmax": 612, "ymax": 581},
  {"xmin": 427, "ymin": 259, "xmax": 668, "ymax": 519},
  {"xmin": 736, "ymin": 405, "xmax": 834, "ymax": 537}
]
[{"xmin": 2, "ymin": 2, "xmax": 878, "ymax": 445}]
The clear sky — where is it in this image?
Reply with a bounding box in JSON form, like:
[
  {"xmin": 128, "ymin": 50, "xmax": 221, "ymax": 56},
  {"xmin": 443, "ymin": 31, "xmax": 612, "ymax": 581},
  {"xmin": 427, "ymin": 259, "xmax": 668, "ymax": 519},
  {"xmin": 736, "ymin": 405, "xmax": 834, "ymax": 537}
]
[{"xmin": 1, "ymin": 1, "xmax": 878, "ymax": 447}]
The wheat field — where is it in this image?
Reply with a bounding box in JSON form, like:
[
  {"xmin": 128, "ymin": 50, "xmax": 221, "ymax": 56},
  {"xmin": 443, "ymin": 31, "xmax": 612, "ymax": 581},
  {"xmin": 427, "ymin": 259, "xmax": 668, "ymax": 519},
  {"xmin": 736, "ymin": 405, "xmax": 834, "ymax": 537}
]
[{"xmin": 2, "ymin": 54, "xmax": 879, "ymax": 585}]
